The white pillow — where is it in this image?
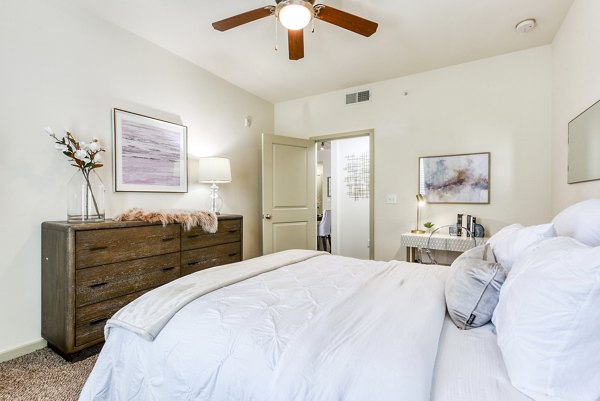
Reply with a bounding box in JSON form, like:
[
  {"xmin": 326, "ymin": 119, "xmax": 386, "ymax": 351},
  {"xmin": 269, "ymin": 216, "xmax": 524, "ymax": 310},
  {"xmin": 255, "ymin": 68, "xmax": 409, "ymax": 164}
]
[
  {"xmin": 487, "ymin": 223, "xmax": 556, "ymax": 271},
  {"xmin": 493, "ymin": 237, "xmax": 600, "ymax": 401},
  {"xmin": 552, "ymin": 199, "xmax": 600, "ymax": 246}
]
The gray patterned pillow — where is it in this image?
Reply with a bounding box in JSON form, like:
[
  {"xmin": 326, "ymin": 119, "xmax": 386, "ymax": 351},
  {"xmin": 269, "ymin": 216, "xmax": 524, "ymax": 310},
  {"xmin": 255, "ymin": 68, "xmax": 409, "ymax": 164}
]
[{"xmin": 445, "ymin": 244, "xmax": 506, "ymax": 330}]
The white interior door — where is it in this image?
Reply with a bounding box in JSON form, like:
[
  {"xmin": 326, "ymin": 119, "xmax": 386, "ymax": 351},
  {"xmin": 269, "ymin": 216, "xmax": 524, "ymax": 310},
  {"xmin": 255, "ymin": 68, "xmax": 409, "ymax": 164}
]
[{"xmin": 262, "ymin": 134, "xmax": 316, "ymax": 255}]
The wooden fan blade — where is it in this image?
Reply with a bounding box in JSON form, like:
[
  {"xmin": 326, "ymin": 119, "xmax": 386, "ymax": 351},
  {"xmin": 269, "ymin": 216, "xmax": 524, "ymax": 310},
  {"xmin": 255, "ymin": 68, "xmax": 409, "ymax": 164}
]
[
  {"xmin": 315, "ymin": 5, "xmax": 378, "ymax": 37},
  {"xmin": 212, "ymin": 7, "xmax": 273, "ymax": 31},
  {"xmin": 288, "ymin": 29, "xmax": 304, "ymax": 61}
]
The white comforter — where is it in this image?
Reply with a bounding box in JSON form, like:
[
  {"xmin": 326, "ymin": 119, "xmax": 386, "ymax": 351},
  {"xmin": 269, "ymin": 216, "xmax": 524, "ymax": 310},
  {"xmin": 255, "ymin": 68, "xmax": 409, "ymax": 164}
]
[{"xmin": 80, "ymin": 253, "xmax": 448, "ymax": 401}]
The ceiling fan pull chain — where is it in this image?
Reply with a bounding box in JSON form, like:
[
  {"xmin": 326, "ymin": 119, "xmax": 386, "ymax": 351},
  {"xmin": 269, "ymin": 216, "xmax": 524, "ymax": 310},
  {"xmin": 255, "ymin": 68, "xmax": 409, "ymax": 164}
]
[{"xmin": 311, "ymin": 18, "xmax": 315, "ymax": 33}]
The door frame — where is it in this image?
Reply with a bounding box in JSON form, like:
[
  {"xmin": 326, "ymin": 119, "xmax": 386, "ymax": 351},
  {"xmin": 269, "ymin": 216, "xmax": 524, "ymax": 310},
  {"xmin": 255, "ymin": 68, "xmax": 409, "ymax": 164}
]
[{"xmin": 310, "ymin": 129, "xmax": 375, "ymax": 260}]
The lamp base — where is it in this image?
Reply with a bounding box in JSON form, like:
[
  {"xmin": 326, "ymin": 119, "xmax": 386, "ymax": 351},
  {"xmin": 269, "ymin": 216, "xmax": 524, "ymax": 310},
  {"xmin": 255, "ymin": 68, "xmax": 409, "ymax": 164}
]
[
  {"xmin": 207, "ymin": 183, "xmax": 224, "ymax": 214},
  {"xmin": 410, "ymin": 229, "xmax": 426, "ymax": 234}
]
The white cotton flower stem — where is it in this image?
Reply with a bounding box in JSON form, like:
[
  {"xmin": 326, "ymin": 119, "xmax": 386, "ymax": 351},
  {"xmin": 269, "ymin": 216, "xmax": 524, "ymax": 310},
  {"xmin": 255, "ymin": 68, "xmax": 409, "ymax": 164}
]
[{"xmin": 81, "ymin": 168, "xmax": 100, "ymax": 218}]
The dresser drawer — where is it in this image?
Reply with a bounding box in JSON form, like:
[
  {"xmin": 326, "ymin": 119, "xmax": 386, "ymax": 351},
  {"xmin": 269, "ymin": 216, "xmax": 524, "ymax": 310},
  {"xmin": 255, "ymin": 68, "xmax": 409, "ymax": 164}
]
[
  {"xmin": 181, "ymin": 219, "xmax": 241, "ymax": 251},
  {"xmin": 74, "ymin": 288, "xmax": 153, "ymax": 347},
  {"xmin": 76, "ymin": 253, "xmax": 180, "ymax": 307},
  {"xmin": 181, "ymin": 242, "xmax": 241, "ymax": 276},
  {"xmin": 75, "ymin": 225, "xmax": 180, "ymax": 269}
]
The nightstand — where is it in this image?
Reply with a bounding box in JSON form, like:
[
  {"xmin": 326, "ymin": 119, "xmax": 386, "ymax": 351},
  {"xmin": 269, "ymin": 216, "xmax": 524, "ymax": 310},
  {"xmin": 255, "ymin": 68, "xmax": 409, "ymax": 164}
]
[{"xmin": 401, "ymin": 232, "xmax": 488, "ymax": 263}]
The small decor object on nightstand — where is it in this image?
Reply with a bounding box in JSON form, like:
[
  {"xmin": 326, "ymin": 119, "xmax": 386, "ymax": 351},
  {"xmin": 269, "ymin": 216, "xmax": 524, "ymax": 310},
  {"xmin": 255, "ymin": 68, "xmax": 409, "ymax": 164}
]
[
  {"xmin": 473, "ymin": 223, "xmax": 485, "ymax": 238},
  {"xmin": 424, "ymin": 222, "xmax": 434, "ymax": 233},
  {"xmin": 449, "ymin": 224, "xmax": 458, "ymax": 236},
  {"xmin": 457, "ymin": 214, "xmax": 464, "ymax": 236},
  {"xmin": 45, "ymin": 127, "xmax": 106, "ymax": 223},
  {"xmin": 198, "ymin": 157, "xmax": 232, "ymax": 214}
]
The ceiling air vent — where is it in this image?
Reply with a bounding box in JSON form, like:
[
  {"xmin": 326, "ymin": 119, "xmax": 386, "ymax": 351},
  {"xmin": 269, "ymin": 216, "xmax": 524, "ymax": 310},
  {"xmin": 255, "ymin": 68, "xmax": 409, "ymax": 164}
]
[{"xmin": 345, "ymin": 90, "xmax": 371, "ymax": 105}]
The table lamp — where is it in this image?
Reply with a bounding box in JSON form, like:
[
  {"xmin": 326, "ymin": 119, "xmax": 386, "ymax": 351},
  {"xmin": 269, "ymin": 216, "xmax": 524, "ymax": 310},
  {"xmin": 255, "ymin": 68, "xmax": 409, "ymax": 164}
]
[
  {"xmin": 411, "ymin": 194, "xmax": 426, "ymax": 234},
  {"xmin": 198, "ymin": 157, "xmax": 231, "ymax": 214}
]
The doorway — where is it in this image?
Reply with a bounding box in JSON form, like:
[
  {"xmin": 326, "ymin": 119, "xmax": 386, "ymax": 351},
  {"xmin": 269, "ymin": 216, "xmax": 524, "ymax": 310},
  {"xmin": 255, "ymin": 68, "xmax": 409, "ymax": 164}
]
[{"xmin": 313, "ymin": 130, "xmax": 374, "ymax": 260}]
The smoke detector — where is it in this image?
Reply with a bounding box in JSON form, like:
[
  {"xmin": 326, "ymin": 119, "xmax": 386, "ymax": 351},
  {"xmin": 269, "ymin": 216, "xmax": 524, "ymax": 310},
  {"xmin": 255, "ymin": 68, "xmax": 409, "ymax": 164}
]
[{"xmin": 515, "ymin": 18, "xmax": 537, "ymax": 33}]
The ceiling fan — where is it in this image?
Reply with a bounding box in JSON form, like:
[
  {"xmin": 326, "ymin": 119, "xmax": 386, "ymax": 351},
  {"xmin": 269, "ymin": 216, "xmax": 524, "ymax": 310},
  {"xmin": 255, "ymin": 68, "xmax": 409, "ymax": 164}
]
[{"xmin": 212, "ymin": 0, "xmax": 378, "ymax": 61}]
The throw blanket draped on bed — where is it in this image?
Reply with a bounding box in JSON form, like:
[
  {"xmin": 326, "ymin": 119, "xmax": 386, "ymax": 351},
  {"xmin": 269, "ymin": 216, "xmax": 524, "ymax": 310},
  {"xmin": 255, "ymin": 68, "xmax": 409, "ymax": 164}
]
[
  {"xmin": 105, "ymin": 249, "xmax": 327, "ymax": 340},
  {"xmin": 81, "ymin": 252, "xmax": 448, "ymax": 401}
]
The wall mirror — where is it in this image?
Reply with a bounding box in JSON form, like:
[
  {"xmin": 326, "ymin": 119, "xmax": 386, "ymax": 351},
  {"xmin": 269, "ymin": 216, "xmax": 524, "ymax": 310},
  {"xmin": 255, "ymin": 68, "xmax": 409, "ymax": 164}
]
[{"xmin": 568, "ymin": 99, "xmax": 600, "ymax": 184}]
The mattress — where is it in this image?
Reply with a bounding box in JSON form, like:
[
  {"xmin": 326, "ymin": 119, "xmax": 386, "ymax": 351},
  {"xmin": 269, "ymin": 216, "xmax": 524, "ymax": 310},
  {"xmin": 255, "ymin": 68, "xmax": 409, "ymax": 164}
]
[{"xmin": 431, "ymin": 315, "xmax": 532, "ymax": 401}]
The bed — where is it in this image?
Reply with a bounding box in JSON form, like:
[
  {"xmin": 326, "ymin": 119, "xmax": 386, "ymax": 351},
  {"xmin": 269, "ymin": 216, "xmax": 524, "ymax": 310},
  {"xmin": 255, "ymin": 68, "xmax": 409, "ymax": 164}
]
[{"xmin": 79, "ymin": 249, "xmax": 533, "ymax": 401}]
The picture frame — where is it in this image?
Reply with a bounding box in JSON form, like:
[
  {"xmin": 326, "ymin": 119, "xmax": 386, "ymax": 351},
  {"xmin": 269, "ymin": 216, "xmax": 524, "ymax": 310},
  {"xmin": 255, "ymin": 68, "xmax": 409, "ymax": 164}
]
[
  {"xmin": 419, "ymin": 152, "xmax": 490, "ymax": 204},
  {"xmin": 113, "ymin": 108, "xmax": 188, "ymax": 193},
  {"xmin": 327, "ymin": 176, "xmax": 331, "ymax": 197}
]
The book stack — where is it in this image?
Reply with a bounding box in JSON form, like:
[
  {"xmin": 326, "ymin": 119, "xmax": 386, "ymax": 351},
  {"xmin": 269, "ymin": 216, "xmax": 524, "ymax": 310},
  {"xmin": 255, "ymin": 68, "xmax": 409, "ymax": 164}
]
[{"xmin": 455, "ymin": 214, "xmax": 481, "ymax": 237}]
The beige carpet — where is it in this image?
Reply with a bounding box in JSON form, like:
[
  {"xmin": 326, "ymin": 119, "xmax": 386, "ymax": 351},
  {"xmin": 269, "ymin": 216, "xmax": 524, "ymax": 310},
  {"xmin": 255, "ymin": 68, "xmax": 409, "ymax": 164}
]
[{"xmin": 0, "ymin": 348, "xmax": 97, "ymax": 401}]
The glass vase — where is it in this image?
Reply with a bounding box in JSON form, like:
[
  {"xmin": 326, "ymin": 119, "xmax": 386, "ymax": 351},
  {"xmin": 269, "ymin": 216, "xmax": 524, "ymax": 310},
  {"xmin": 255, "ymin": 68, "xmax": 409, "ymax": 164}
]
[{"xmin": 67, "ymin": 170, "xmax": 105, "ymax": 223}]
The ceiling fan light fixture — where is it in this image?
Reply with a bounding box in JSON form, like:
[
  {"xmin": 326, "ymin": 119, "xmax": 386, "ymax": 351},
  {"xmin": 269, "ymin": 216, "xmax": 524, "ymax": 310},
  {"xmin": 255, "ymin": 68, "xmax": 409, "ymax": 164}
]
[
  {"xmin": 276, "ymin": 0, "xmax": 314, "ymax": 30},
  {"xmin": 211, "ymin": 1, "xmax": 378, "ymax": 60}
]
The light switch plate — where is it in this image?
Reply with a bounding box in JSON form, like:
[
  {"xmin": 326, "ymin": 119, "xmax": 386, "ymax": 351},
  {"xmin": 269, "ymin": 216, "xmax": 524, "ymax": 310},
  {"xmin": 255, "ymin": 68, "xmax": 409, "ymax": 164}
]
[{"xmin": 386, "ymin": 194, "xmax": 397, "ymax": 204}]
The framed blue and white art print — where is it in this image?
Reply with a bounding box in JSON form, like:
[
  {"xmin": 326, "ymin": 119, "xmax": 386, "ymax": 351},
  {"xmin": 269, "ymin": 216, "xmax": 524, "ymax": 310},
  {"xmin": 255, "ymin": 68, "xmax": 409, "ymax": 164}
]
[{"xmin": 419, "ymin": 152, "xmax": 490, "ymax": 204}]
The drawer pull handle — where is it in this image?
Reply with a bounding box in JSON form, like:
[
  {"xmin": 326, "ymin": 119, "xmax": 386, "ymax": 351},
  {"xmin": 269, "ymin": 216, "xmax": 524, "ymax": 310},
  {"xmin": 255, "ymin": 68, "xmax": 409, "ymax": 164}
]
[
  {"xmin": 162, "ymin": 266, "xmax": 176, "ymax": 272},
  {"xmin": 228, "ymin": 230, "xmax": 238, "ymax": 233},
  {"xmin": 188, "ymin": 257, "xmax": 220, "ymax": 267},
  {"xmin": 161, "ymin": 237, "xmax": 176, "ymax": 242},
  {"xmin": 187, "ymin": 234, "xmax": 199, "ymax": 238},
  {"xmin": 89, "ymin": 318, "xmax": 108, "ymax": 326},
  {"xmin": 89, "ymin": 282, "xmax": 108, "ymax": 289},
  {"xmin": 228, "ymin": 253, "xmax": 238, "ymax": 257},
  {"xmin": 89, "ymin": 246, "xmax": 108, "ymax": 252}
]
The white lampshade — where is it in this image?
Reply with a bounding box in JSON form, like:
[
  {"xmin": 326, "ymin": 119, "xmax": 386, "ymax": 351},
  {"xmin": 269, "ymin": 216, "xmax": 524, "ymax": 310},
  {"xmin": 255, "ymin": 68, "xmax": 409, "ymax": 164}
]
[
  {"xmin": 198, "ymin": 157, "xmax": 231, "ymax": 183},
  {"xmin": 277, "ymin": 1, "xmax": 313, "ymax": 30}
]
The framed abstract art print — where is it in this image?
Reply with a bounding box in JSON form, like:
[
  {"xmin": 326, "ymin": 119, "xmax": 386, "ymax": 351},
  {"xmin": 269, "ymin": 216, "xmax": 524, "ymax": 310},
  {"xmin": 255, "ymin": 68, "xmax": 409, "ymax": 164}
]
[
  {"xmin": 113, "ymin": 109, "xmax": 188, "ymax": 193},
  {"xmin": 419, "ymin": 152, "xmax": 490, "ymax": 204}
]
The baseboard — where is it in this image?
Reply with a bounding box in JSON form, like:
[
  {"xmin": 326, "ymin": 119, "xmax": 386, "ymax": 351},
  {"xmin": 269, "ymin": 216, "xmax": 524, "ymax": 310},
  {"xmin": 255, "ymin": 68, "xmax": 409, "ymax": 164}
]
[{"xmin": 0, "ymin": 339, "xmax": 47, "ymax": 363}]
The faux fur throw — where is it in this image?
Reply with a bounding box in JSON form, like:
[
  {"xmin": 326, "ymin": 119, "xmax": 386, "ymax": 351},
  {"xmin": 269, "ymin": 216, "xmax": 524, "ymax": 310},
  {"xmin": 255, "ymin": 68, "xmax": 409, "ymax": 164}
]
[{"xmin": 114, "ymin": 208, "xmax": 218, "ymax": 233}]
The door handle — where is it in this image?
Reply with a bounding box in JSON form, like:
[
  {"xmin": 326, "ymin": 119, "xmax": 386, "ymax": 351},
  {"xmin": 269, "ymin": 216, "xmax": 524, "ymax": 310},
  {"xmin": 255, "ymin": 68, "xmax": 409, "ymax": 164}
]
[{"xmin": 264, "ymin": 214, "xmax": 272, "ymax": 220}]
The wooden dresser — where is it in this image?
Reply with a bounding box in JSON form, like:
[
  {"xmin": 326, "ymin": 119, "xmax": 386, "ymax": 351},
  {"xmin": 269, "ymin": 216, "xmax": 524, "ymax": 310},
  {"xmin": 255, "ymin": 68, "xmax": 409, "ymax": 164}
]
[{"xmin": 41, "ymin": 214, "xmax": 242, "ymax": 355}]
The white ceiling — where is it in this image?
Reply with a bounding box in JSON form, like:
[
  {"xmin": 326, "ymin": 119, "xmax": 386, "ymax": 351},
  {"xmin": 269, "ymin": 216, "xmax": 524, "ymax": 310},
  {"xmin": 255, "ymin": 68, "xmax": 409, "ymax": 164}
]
[{"xmin": 79, "ymin": 0, "xmax": 574, "ymax": 103}]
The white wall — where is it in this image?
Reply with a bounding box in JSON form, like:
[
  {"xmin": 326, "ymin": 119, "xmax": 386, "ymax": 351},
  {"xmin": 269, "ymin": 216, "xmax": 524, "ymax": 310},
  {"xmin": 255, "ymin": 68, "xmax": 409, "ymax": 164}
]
[
  {"xmin": 551, "ymin": 0, "xmax": 600, "ymax": 212},
  {"xmin": 331, "ymin": 137, "xmax": 370, "ymax": 259},
  {"xmin": 275, "ymin": 46, "xmax": 553, "ymax": 261},
  {"xmin": 0, "ymin": 0, "xmax": 273, "ymax": 355}
]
